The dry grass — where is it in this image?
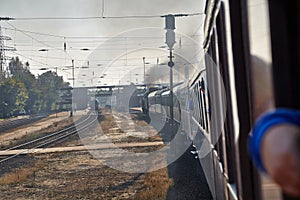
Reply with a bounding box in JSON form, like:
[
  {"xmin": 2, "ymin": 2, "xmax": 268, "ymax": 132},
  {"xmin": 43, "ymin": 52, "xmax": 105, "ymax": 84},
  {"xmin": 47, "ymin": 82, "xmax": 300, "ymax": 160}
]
[
  {"xmin": 100, "ymin": 112, "xmax": 123, "ymax": 133},
  {"xmin": 0, "ymin": 164, "xmax": 38, "ymax": 185},
  {"xmin": 100, "ymin": 111, "xmax": 162, "ymax": 142},
  {"xmin": 132, "ymin": 168, "xmax": 173, "ymax": 200},
  {"xmin": 2, "ymin": 117, "xmax": 74, "ymax": 150},
  {"xmin": 99, "ymin": 110, "xmax": 173, "ymax": 199}
]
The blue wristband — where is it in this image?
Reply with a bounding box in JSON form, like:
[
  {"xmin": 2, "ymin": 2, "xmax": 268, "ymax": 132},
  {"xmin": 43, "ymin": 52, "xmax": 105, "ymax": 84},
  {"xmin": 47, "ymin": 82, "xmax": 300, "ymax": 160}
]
[{"xmin": 249, "ymin": 108, "xmax": 300, "ymax": 173}]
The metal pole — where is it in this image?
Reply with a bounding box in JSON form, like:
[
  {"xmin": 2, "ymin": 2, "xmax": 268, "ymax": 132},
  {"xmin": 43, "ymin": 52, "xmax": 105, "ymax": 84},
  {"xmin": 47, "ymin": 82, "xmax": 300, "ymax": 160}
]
[
  {"xmin": 169, "ymin": 51, "xmax": 174, "ymax": 123},
  {"xmin": 164, "ymin": 14, "xmax": 176, "ymax": 138},
  {"xmin": 71, "ymin": 59, "xmax": 74, "ymax": 117},
  {"xmin": 72, "ymin": 59, "xmax": 75, "ymax": 88},
  {"xmin": 168, "ymin": 50, "xmax": 174, "ymax": 136},
  {"xmin": 143, "ymin": 57, "xmax": 145, "ymax": 85},
  {"xmin": 156, "ymin": 58, "xmax": 159, "ymax": 84}
]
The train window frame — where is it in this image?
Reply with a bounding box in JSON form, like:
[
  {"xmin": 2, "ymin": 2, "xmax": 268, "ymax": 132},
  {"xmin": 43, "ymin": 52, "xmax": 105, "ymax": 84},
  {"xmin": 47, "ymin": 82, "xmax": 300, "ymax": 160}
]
[
  {"xmin": 228, "ymin": 0, "xmax": 263, "ymax": 199},
  {"xmin": 267, "ymin": 1, "xmax": 300, "ymax": 199},
  {"xmin": 215, "ymin": 1, "xmax": 238, "ymax": 191}
]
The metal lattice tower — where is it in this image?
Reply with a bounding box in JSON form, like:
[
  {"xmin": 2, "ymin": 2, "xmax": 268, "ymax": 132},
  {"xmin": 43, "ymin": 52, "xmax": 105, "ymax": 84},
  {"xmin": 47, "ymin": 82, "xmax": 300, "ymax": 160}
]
[{"xmin": 0, "ymin": 26, "xmax": 16, "ymax": 73}]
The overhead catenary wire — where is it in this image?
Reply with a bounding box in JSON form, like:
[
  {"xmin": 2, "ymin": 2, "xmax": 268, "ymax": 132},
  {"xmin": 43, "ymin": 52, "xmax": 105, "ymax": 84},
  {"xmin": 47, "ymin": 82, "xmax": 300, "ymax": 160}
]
[
  {"xmin": 6, "ymin": 22, "xmax": 64, "ymax": 54},
  {"xmin": 1, "ymin": 26, "xmax": 64, "ymax": 38},
  {"xmin": 6, "ymin": 22, "xmax": 61, "ymax": 49},
  {"xmin": 3, "ymin": 23, "xmax": 202, "ymax": 62},
  {"xmin": 12, "ymin": 41, "xmax": 199, "ymax": 51},
  {"xmin": 12, "ymin": 51, "xmax": 53, "ymax": 68},
  {"xmin": 1, "ymin": 26, "xmax": 202, "ymax": 43},
  {"xmin": 10, "ymin": 54, "xmax": 168, "ymax": 62},
  {"xmin": 6, "ymin": 22, "xmax": 74, "ymax": 61},
  {"xmin": 0, "ymin": 13, "xmax": 203, "ymax": 21},
  {"xmin": 1, "ymin": 26, "xmax": 197, "ymax": 39},
  {"xmin": 1, "ymin": 11, "xmax": 204, "ymax": 83},
  {"xmin": 1, "ymin": 10, "xmax": 204, "ymax": 60}
]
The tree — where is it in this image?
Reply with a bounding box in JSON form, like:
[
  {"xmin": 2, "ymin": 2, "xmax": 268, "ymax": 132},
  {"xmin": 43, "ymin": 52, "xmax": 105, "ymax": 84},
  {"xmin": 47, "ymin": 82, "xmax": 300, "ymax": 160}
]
[
  {"xmin": 37, "ymin": 71, "xmax": 69, "ymax": 112},
  {"xmin": 9, "ymin": 57, "xmax": 40, "ymax": 113},
  {"xmin": 0, "ymin": 57, "xmax": 70, "ymax": 116},
  {"xmin": 0, "ymin": 78, "xmax": 28, "ymax": 118},
  {"xmin": 9, "ymin": 57, "xmax": 25, "ymax": 78}
]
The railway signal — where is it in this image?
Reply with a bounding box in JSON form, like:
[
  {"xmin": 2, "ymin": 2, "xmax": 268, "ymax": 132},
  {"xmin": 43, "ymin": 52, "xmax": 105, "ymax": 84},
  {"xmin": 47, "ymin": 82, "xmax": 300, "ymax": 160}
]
[{"xmin": 164, "ymin": 14, "xmax": 176, "ymax": 136}]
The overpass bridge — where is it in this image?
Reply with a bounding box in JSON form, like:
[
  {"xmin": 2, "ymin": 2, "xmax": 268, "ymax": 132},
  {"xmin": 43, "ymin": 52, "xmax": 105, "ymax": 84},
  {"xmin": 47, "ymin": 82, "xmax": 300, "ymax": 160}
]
[{"xmin": 59, "ymin": 84, "xmax": 148, "ymax": 110}]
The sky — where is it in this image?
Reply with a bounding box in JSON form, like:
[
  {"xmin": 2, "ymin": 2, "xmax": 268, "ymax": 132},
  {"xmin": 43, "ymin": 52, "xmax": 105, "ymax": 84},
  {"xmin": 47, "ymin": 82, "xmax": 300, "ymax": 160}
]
[{"xmin": 0, "ymin": 0, "xmax": 206, "ymax": 86}]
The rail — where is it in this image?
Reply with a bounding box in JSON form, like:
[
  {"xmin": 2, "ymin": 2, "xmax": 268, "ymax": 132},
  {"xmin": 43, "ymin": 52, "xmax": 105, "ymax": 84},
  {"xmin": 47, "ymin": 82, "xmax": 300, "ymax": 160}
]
[{"xmin": 0, "ymin": 111, "xmax": 98, "ymax": 164}]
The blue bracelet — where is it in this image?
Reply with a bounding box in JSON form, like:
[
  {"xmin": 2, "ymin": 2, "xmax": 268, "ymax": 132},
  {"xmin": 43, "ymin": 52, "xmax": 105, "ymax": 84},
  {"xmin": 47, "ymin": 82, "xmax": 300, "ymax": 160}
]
[{"xmin": 249, "ymin": 108, "xmax": 300, "ymax": 173}]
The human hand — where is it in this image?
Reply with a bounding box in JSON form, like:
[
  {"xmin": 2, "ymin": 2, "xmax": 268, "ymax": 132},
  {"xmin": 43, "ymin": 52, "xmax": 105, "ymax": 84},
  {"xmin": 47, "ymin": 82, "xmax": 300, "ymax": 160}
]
[{"xmin": 261, "ymin": 124, "xmax": 300, "ymax": 197}]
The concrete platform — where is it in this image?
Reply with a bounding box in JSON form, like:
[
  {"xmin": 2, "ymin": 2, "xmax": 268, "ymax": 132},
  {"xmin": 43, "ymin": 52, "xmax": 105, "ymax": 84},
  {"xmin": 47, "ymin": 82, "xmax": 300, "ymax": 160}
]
[{"xmin": 0, "ymin": 141, "xmax": 164, "ymax": 156}]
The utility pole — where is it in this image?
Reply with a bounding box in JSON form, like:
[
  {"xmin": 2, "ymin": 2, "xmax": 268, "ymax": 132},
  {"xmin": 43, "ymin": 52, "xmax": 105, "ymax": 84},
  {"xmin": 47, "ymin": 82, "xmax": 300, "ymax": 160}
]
[
  {"xmin": 156, "ymin": 57, "xmax": 160, "ymax": 84},
  {"xmin": 70, "ymin": 59, "xmax": 75, "ymax": 117},
  {"xmin": 72, "ymin": 59, "xmax": 75, "ymax": 88},
  {"xmin": 143, "ymin": 57, "xmax": 146, "ymax": 85}
]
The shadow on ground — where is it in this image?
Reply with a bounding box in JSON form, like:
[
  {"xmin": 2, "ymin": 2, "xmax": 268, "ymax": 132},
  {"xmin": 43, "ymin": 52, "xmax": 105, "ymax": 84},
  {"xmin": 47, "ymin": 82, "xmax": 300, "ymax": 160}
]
[{"xmin": 158, "ymin": 120, "xmax": 213, "ymax": 200}]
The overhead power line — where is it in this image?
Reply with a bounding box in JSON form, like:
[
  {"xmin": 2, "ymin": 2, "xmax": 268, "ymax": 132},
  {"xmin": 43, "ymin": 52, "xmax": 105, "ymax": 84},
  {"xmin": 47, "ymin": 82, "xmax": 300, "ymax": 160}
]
[
  {"xmin": 6, "ymin": 22, "xmax": 73, "ymax": 60},
  {"xmin": 12, "ymin": 51, "xmax": 52, "ymax": 67},
  {"xmin": 6, "ymin": 22, "xmax": 61, "ymax": 51},
  {"xmin": 2, "ymin": 26, "xmax": 64, "ymax": 38},
  {"xmin": 0, "ymin": 13, "xmax": 203, "ymax": 21},
  {"xmin": 1, "ymin": 26, "xmax": 181, "ymax": 40}
]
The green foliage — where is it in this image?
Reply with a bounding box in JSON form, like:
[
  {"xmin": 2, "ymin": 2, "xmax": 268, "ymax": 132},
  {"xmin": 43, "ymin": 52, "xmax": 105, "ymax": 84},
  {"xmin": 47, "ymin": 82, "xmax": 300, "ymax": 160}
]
[
  {"xmin": 0, "ymin": 57, "xmax": 69, "ymax": 118},
  {"xmin": 9, "ymin": 57, "xmax": 40, "ymax": 113},
  {"xmin": 37, "ymin": 71, "xmax": 67, "ymax": 112},
  {"xmin": 0, "ymin": 78, "xmax": 28, "ymax": 118}
]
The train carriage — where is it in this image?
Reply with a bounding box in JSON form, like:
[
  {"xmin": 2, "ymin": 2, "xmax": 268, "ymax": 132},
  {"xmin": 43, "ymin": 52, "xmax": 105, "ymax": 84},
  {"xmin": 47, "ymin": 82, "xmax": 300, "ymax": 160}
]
[
  {"xmin": 196, "ymin": 0, "xmax": 300, "ymax": 199},
  {"xmin": 144, "ymin": 0, "xmax": 300, "ymax": 199}
]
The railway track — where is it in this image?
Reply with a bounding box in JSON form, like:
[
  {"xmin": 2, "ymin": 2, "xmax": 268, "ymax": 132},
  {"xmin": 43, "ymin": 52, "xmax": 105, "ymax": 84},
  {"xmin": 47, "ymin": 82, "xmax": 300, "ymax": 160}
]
[
  {"xmin": 0, "ymin": 111, "xmax": 99, "ymax": 164},
  {"xmin": 0, "ymin": 114, "xmax": 48, "ymax": 133}
]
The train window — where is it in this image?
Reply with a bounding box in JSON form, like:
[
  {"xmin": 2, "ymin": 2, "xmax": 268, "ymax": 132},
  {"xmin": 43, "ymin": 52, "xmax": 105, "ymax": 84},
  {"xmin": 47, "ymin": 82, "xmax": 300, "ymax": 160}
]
[
  {"xmin": 201, "ymin": 77, "xmax": 209, "ymax": 133},
  {"xmin": 247, "ymin": 0, "xmax": 274, "ymax": 119},
  {"xmin": 247, "ymin": 0, "xmax": 272, "ymax": 63},
  {"xmin": 247, "ymin": 1, "xmax": 284, "ymax": 200},
  {"xmin": 197, "ymin": 81, "xmax": 204, "ymax": 128}
]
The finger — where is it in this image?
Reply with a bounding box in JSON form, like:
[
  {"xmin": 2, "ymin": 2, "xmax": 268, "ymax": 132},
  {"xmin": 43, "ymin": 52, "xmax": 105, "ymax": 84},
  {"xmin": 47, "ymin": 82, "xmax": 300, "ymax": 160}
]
[{"xmin": 282, "ymin": 185, "xmax": 300, "ymax": 198}]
